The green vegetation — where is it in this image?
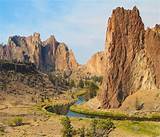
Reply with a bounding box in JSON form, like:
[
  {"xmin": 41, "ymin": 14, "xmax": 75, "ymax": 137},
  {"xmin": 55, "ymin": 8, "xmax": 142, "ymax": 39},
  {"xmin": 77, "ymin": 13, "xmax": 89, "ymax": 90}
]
[
  {"xmin": 87, "ymin": 82, "xmax": 99, "ymax": 99},
  {"xmin": 44, "ymin": 103, "xmax": 72, "ymax": 115},
  {"xmin": 91, "ymin": 76, "xmax": 103, "ymax": 84},
  {"xmin": 85, "ymin": 119, "xmax": 115, "ymax": 137},
  {"xmin": 61, "ymin": 117, "xmax": 73, "ymax": 137},
  {"xmin": 0, "ymin": 82, "xmax": 7, "ymax": 90},
  {"xmin": 48, "ymin": 71, "xmax": 71, "ymax": 90},
  {"xmin": 69, "ymin": 79, "xmax": 76, "ymax": 88},
  {"xmin": 135, "ymin": 97, "xmax": 144, "ymax": 110},
  {"xmin": 41, "ymin": 97, "xmax": 76, "ymax": 115},
  {"xmin": 73, "ymin": 88, "xmax": 88, "ymax": 98},
  {"xmin": 70, "ymin": 104, "xmax": 160, "ymax": 121},
  {"xmin": 77, "ymin": 126, "xmax": 85, "ymax": 137},
  {"xmin": 117, "ymin": 120, "xmax": 160, "ymax": 136},
  {"xmin": 79, "ymin": 79, "xmax": 84, "ymax": 88},
  {"xmin": 76, "ymin": 80, "xmax": 99, "ymax": 100},
  {"xmin": 70, "ymin": 105, "xmax": 126, "ymax": 119},
  {"xmin": 0, "ymin": 125, "xmax": 5, "ymax": 135},
  {"xmin": 61, "ymin": 117, "xmax": 115, "ymax": 137},
  {"xmin": 13, "ymin": 116, "xmax": 23, "ymax": 126},
  {"xmin": 76, "ymin": 119, "xmax": 114, "ymax": 137},
  {"xmin": 7, "ymin": 116, "xmax": 23, "ymax": 126}
]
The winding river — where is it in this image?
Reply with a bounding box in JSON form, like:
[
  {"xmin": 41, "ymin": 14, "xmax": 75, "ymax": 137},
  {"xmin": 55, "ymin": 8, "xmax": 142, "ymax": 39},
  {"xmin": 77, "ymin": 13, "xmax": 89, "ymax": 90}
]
[
  {"xmin": 45, "ymin": 96, "xmax": 160, "ymax": 121},
  {"xmin": 66, "ymin": 96, "xmax": 88, "ymax": 118}
]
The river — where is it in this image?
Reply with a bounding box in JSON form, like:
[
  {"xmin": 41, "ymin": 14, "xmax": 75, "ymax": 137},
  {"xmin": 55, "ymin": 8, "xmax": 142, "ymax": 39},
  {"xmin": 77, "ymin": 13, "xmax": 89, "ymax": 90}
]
[{"xmin": 66, "ymin": 96, "xmax": 89, "ymax": 118}]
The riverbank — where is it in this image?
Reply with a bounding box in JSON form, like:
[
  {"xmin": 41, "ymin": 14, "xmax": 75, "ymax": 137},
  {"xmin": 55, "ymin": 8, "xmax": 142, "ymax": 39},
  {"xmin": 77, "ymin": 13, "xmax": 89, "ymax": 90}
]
[
  {"xmin": 1, "ymin": 105, "xmax": 160, "ymax": 137},
  {"xmin": 70, "ymin": 99, "xmax": 160, "ymax": 121},
  {"xmin": 41, "ymin": 89, "xmax": 160, "ymax": 122},
  {"xmin": 40, "ymin": 88, "xmax": 89, "ymax": 116},
  {"xmin": 1, "ymin": 91, "xmax": 160, "ymax": 137}
]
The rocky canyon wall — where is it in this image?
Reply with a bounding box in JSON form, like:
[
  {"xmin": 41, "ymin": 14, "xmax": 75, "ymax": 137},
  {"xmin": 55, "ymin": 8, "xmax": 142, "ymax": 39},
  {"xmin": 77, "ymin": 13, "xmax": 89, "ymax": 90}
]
[
  {"xmin": 0, "ymin": 33, "xmax": 78, "ymax": 72},
  {"xmin": 99, "ymin": 7, "xmax": 159, "ymax": 108},
  {"xmin": 84, "ymin": 51, "xmax": 106, "ymax": 76}
]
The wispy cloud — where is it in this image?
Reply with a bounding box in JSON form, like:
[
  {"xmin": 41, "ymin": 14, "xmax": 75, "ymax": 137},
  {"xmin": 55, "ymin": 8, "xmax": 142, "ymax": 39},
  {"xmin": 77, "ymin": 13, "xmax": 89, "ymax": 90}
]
[{"xmin": 0, "ymin": 0, "xmax": 159, "ymax": 63}]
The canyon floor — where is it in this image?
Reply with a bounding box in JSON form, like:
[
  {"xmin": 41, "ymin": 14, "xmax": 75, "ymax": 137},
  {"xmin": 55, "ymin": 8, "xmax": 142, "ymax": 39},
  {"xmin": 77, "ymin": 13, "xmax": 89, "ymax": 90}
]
[{"xmin": 0, "ymin": 93, "xmax": 160, "ymax": 137}]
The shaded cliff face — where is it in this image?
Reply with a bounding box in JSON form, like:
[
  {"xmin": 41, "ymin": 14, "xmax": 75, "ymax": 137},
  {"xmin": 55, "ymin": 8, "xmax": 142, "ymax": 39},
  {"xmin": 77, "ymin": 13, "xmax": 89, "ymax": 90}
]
[
  {"xmin": 144, "ymin": 25, "xmax": 160, "ymax": 88},
  {"xmin": 0, "ymin": 33, "xmax": 78, "ymax": 72},
  {"xmin": 99, "ymin": 7, "xmax": 157, "ymax": 108},
  {"xmin": 55, "ymin": 43, "xmax": 79, "ymax": 71}
]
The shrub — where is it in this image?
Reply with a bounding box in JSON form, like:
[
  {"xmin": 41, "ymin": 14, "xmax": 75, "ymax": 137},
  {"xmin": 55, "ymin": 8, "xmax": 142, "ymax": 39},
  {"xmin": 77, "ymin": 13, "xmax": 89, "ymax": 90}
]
[
  {"xmin": 89, "ymin": 119, "xmax": 97, "ymax": 136},
  {"xmin": 77, "ymin": 126, "xmax": 85, "ymax": 137},
  {"xmin": 88, "ymin": 82, "xmax": 98, "ymax": 97},
  {"xmin": 135, "ymin": 97, "xmax": 144, "ymax": 110},
  {"xmin": 83, "ymin": 82, "xmax": 99, "ymax": 100},
  {"xmin": 84, "ymin": 80, "xmax": 90, "ymax": 87},
  {"xmin": 70, "ymin": 79, "xmax": 75, "ymax": 88},
  {"xmin": 13, "ymin": 117, "xmax": 23, "ymax": 126},
  {"xmin": 61, "ymin": 116, "xmax": 73, "ymax": 137},
  {"xmin": 92, "ymin": 76, "xmax": 103, "ymax": 84},
  {"xmin": 87, "ymin": 119, "xmax": 115, "ymax": 137},
  {"xmin": 0, "ymin": 125, "xmax": 5, "ymax": 133},
  {"xmin": 79, "ymin": 79, "xmax": 84, "ymax": 88},
  {"xmin": 8, "ymin": 117, "xmax": 23, "ymax": 126}
]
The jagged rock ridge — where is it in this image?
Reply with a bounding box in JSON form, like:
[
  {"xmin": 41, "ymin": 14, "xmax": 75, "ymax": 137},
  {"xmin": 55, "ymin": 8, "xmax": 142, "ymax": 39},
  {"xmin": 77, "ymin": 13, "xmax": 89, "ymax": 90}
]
[
  {"xmin": 0, "ymin": 33, "xmax": 78, "ymax": 72},
  {"xmin": 99, "ymin": 6, "xmax": 159, "ymax": 108}
]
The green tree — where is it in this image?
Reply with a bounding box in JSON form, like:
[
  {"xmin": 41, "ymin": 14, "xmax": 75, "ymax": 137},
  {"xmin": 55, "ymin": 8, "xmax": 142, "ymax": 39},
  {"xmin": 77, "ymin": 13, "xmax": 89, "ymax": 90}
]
[
  {"xmin": 90, "ymin": 119, "xmax": 97, "ymax": 136},
  {"xmin": 61, "ymin": 117, "xmax": 73, "ymax": 137},
  {"xmin": 96, "ymin": 119, "xmax": 115, "ymax": 137},
  {"xmin": 92, "ymin": 76, "xmax": 103, "ymax": 84},
  {"xmin": 79, "ymin": 79, "xmax": 84, "ymax": 88},
  {"xmin": 84, "ymin": 80, "xmax": 90, "ymax": 87},
  {"xmin": 88, "ymin": 82, "xmax": 99, "ymax": 98},
  {"xmin": 77, "ymin": 126, "xmax": 85, "ymax": 137},
  {"xmin": 70, "ymin": 79, "xmax": 75, "ymax": 88},
  {"xmin": 87, "ymin": 119, "xmax": 115, "ymax": 137},
  {"xmin": 97, "ymin": 76, "xmax": 103, "ymax": 84}
]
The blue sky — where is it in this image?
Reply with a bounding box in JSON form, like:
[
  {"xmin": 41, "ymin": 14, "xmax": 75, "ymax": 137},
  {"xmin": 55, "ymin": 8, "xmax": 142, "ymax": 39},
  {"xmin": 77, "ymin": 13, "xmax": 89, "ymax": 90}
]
[{"xmin": 0, "ymin": 0, "xmax": 160, "ymax": 64}]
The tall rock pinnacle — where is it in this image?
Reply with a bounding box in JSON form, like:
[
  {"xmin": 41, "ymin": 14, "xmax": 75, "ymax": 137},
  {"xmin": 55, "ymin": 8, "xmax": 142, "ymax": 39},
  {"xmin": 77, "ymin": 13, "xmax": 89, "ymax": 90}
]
[{"xmin": 99, "ymin": 7, "xmax": 156, "ymax": 108}]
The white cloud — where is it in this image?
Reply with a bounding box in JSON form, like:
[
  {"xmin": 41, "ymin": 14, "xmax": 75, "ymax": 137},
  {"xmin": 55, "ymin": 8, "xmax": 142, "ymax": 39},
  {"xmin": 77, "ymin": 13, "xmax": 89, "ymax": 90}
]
[{"xmin": 0, "ymin": 0, "xmax": 160, "ymax": 64}]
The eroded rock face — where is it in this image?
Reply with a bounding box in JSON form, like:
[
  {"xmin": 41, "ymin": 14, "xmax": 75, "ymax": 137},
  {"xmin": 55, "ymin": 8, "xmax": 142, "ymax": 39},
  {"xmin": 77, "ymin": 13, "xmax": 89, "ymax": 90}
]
[
  {"xmin": 144, "ymin": 25, "xmax": 160, "ymax": 88},
  {"xmin": 68, "ymin": 49, "xmax": 79, "ymax": 69},
  {"xmin": 85, "ymin": 51, "xmax": 106, "ymax": 75},
  {"xmin": 40, "ymin": 35, "xmax": 59, "ymax": 71},
  {"xmin": 99, "ymin": 7, "xmax": 157, "ymax": 108},
  {"xmin": 0, "ymin": 33, "xmax": 78, "ymax": 72}
]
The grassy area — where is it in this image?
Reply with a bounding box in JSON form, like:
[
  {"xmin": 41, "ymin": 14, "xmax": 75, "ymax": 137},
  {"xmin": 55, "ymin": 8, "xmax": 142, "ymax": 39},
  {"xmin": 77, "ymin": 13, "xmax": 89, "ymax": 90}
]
[
  {"xmin": 71, "ymin": 118, "xmax": 160, "ymax": 136},
  {"xmin": 70, "ymin": 104, "xmax": 160, "ymax": 121},
  {"xmin": 116, "ymin": 120, "xmax": 160, "ymax": 137},
  {"xmin": 68, "ymin": 117, "xmax": 160, "ymax": 137},
  {"xmin": 73, "ymin": 88, "xmax": 88, "ymax": 98},
  {"xmin": 35, "ymin": 89, "xmax": 160, "ymax": 136},
  {"xmin": 70, "ymin": 104, "xmax": 127, "ymax": 119},
  {"xmin": 39, "ymin": 88, "xmax": 88, "ymax": 114}
]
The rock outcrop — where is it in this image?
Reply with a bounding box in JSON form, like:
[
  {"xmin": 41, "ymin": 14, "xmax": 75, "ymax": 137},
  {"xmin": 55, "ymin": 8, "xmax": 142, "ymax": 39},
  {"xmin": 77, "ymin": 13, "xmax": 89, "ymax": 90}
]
[
  {"xmin": 84, "ymin": 51, "xmax": 106, "ymax": 75},
  {"xmin": 0, "ymin": 33, "xmax": 78, "ymax": 72},
  {"xmin": 144, "ymin": 24, "xmax": 160, "ymax": 88},
  {"xmin": 99, "ymin": 7, "xmax": 158, "ymax": 108},
  {"xmin": 55, "ymin": 43, "xmax": 78, "ymax": 71}
]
